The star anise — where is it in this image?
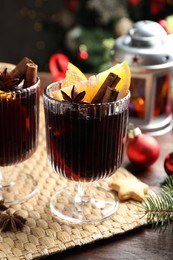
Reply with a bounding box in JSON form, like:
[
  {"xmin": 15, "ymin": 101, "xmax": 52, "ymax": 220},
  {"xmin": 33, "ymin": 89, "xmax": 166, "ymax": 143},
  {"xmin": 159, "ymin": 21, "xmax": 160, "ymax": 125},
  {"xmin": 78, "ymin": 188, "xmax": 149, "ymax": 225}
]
[
  {"xmin": 0, "ymin": 200, "xmax": 8, "ymax": 211},
  {"xmin": 0, "ymin": 212, "xmax": 26, "ymax": 232},
  {"xmin": 61, "ymin": 85, "xmax": 86, "ymax": 103},
  {"xmin": 0, "ymin": 68, "xmax": 20, "ymax": 92}
]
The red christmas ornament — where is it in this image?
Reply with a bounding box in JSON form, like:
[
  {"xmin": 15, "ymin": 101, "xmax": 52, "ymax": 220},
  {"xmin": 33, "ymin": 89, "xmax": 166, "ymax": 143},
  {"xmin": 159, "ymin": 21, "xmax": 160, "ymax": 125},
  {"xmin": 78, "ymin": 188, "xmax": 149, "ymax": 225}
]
[
  {"xmin": 127, "ymin": 126, "xmax": 160, "ymax": 168},
  {"xmin": 164, "ymin": 152, "xmax": 173, "ymax": 176},
  {"xmin": 150, "ymin": 0, "xmax": 166, "ymax": 16},
  {"xmin": 158, "ymin": 19, "xmax": 170, "ymax": 34},
  {"xmin": 79, "ymin": 50, "xmax": 88, "ymax": 60},
  {"xmin": 66, "ymin": 0, "xmax": 79, "ymax": 12},
  {"xmin": 129, "ymin": 0, "xmax": 141, "ymax": 5}
]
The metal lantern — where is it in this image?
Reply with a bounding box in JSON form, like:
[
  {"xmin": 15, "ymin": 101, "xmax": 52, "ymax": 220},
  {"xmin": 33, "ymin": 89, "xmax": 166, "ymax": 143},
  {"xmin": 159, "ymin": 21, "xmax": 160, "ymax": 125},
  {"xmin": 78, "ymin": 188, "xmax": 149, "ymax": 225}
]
[{"xmin": 111, "ymin": 20, "xmax": 173, "ymax": 135}]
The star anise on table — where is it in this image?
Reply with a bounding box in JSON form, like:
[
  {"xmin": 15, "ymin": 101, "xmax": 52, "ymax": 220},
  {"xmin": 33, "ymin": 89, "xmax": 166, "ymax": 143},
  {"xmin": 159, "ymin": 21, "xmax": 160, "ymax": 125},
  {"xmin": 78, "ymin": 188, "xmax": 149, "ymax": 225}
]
[
  {"xmin": 0, "ymin": 200, "xmax": 8, "ymax": 211},
  {"xmin": 0, "ymin": 68, "xmax": 20, "ymax": 92},
  {"xmin": 61, "ymin": 85, "xmax": 86, "ymax": 103},
  {"xmin": 0, "ymin": 212, "xmax": 26, "ymax": 232}
]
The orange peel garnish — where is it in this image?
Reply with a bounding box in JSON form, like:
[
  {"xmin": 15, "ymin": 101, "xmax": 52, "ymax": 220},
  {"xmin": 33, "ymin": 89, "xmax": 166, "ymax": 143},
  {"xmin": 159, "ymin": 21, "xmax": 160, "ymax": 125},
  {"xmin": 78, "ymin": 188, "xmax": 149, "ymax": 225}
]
[{"xmin": 52, "ymin": 61, "xmax": 131, "ymax": 103}]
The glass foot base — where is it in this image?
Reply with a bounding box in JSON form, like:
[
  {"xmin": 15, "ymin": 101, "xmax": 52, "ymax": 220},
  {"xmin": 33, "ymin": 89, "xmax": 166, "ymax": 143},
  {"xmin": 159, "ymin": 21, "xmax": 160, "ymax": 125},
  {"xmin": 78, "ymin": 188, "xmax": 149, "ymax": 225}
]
[
  {"xmin": 50, "ymin": 184, "xmax": 118, "ymax": 223},
  {"xmin": 0, "ymin": 172, "xmax": 38, "ymax": 205}
]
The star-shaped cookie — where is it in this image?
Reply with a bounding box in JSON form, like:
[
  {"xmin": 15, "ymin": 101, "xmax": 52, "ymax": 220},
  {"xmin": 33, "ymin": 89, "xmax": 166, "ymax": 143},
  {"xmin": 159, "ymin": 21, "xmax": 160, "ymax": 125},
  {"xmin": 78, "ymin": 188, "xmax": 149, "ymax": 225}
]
[{"xmin": 109, "ymin": 177, "xmax": 149, "ymax": 202}]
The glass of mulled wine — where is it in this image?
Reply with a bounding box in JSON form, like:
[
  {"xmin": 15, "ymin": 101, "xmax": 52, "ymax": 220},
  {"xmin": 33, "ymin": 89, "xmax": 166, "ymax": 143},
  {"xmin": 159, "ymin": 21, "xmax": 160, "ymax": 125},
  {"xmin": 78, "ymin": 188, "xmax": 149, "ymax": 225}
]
[
  {"xmin": 0, "ymin": 79, "xmax": 40, "ymax": 204},
  {"xmin": 43, "ymin": 82, "xmax": 130, "ymax": 223}
]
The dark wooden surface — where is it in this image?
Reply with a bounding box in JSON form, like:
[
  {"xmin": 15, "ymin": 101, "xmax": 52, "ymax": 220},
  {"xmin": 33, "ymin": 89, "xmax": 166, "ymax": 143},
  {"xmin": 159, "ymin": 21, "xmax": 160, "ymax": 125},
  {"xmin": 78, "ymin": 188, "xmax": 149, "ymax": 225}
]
[{"xmin": 40, "ymin": 73, "xmax": 173, "ymax": 260}]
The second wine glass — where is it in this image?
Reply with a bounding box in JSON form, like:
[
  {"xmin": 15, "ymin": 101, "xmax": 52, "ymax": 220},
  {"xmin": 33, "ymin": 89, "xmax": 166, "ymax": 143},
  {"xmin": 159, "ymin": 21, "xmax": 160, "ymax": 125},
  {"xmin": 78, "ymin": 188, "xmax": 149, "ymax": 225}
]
[{"xmin": 0, "ymin": 77, "xmax": 40, "ymax": 204}]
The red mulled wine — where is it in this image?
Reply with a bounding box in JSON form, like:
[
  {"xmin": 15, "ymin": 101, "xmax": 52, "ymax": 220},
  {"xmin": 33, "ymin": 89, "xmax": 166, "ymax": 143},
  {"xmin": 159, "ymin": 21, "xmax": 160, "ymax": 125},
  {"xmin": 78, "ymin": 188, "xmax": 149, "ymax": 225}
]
[
  {"xmin": 0, "ymin": 80, "xmax": 40, "ymax": 166},
  {"xmin": 44, "ymin": 84, "xmax": 130, "ymax": 182}
]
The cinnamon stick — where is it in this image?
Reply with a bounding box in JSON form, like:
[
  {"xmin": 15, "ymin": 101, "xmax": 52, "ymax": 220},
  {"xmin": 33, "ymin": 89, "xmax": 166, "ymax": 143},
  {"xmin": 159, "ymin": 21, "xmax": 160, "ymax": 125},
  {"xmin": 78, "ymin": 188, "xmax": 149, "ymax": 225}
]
[
  {"xmin": 9, "ymin": 57, "xmax": 34, "ymax": 82},
  {"xmin": 101, "ymin": 86, "xmax": 119, "ymax": 103},
  {"xmin": 24, "ymin": 62, "xmax": 38, "ymax": 87},
  {"xmin": 91, "ymin": 72, "xmax": 120, "ymax": 103}
]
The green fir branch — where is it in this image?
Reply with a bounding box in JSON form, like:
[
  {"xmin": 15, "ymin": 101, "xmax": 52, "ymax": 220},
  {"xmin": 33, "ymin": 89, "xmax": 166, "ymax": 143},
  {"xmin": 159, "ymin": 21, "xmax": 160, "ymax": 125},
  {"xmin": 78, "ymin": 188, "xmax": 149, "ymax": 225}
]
[{"xmin": 142, "ymin": 175, "xmax": 173, "ymax": 230}]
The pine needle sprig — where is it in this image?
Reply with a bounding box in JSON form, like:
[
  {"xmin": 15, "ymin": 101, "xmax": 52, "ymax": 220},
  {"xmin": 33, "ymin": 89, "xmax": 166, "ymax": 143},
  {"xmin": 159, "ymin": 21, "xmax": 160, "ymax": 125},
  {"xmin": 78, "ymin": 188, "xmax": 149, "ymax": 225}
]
[
  {"xmin": 141, "ymin": 175, "xmax": 173, "ymax": 230},
  {"xmin": 162, "ymin": 175, "xmax": 173, "ymax": 194}
]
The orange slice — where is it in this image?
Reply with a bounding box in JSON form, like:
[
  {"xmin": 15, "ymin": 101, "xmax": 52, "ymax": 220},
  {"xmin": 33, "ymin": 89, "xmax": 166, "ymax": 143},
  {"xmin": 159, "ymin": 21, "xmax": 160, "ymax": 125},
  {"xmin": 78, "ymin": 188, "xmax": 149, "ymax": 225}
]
[
  {"xmin": 52, "ymin": 61, "xmax": 131, "ymax": 103},
  {"xmin": 63, "ymin": 62, "xmax": 87, "ymax": 88},
  {"xmin": 52, "ymin": 81, "xmax": 98, "ymax": 103},
  {"xmin": 0, "ymin": 90, "xmax": 15, "ymax": 99},
  {"xmin": 88, "ymin": 61, "xmax": 131, "ymax": 99}
]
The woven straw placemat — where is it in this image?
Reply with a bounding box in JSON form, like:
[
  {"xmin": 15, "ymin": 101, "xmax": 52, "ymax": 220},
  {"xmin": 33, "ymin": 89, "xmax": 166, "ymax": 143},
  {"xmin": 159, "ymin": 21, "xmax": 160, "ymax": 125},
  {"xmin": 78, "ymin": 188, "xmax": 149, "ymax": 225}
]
[{"xmin": 0, "ymin": 100, "xmax": 147, "ymax": 260}]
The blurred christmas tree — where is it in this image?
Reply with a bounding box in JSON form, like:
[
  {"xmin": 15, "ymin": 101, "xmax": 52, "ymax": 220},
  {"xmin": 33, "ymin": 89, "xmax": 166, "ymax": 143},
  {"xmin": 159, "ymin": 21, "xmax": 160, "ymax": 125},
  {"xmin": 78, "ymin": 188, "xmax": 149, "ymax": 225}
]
[
  {"xmin": 1, "ymin": 1, "xmax": 173, "ymax": 72},
  {"xmin": 64, "ymin": 0, "xmax": 132, "ymax": 72},
  {"xmin": 60, "ymin": 0, "xmax": 173, "ymax": 73}
]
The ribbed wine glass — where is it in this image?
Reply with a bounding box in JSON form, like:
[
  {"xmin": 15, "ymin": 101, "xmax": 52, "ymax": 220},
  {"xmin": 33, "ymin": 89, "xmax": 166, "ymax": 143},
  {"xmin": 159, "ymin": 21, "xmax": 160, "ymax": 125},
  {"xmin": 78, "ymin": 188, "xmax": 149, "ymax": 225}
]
[
  {"xmin": 0, "ymin": 79, "xmax": 40, "ymax": 204},
  {"xmin": 43, "ymin": 81, "xmax": 130, "ymax": 223}
]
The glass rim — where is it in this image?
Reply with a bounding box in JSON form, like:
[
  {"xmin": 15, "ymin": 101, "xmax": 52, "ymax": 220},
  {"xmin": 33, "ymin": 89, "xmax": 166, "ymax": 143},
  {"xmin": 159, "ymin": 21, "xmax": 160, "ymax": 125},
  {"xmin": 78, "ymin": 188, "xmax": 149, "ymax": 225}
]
[
  {"xmin": 0, "ymin": 77, "xmax": 40, "ymax": 97},
  {"xmin": 43, "ymin": 81, "xmax": 130, "ymax": 107}
]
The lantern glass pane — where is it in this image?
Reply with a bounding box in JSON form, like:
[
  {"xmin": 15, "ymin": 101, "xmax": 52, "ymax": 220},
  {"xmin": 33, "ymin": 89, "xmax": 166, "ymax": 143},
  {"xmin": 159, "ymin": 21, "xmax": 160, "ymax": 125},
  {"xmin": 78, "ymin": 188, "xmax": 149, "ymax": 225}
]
[
  {"xmin": 129, "ymin": 77, "xmax": 145, "ymax": 119},
  {"xmin": 154, "ymin": 74, "xmax": 171, "ymax": 118}
]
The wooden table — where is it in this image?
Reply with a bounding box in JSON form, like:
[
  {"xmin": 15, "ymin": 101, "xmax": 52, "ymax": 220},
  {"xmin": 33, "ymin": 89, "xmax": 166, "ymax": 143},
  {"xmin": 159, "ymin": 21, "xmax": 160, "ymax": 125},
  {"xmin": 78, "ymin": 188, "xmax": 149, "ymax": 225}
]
[{"xmin": 39, "ymin": 72, "xmax": 173, "ymax": 260}]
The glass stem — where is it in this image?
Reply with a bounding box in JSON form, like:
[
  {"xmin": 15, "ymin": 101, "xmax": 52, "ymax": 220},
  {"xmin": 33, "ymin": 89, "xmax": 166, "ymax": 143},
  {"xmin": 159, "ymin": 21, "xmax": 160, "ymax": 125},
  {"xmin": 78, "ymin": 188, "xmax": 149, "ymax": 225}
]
[
  {"xmin": 75, "ymin": 182, "xmax": 89, "ymax": 205},
  {"xmin": 0, "ymin": 168, "xmax": 4, "ymax": 200},
  {"xmin": 0, "ymin": 168, "xmax": 3, "ymax": 182},
  {"xmin": 0, "ymin": 167, "xmax": 15, "ymax": 188},
  {"xmin": 78, "ymin": 182, "xmax": 84, "ymax": 197}
]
